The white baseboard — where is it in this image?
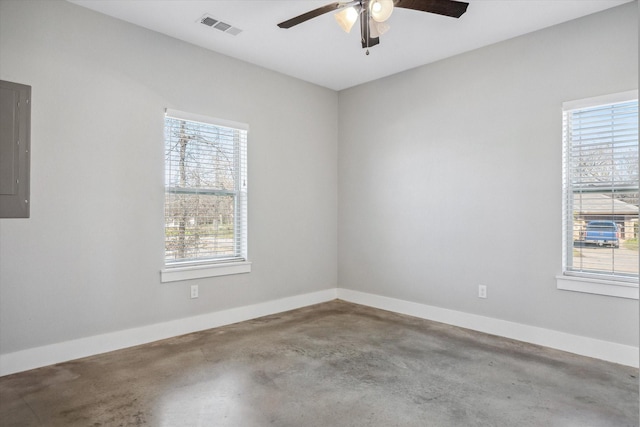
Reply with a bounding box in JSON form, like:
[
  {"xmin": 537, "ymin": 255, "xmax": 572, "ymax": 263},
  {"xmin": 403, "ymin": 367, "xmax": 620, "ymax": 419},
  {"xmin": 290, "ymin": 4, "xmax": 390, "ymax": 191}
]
[
  {"xmin": 2, "ymin": 287, "xmax": 636, "ymax": 376},
  {"xmin": 337, "ymin": 288, "xmax": 639, "ymax": 368},
  {"xmin": 0, "ymin": 288, "xmax": 337, "ymax": 376}
]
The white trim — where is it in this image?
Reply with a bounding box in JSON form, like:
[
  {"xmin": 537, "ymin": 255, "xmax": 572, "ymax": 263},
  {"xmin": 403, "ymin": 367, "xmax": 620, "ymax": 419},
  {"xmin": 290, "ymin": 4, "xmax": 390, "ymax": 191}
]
[
  {"xmin": 3, "ymin": 287, "xmax": 636, "ymax": 376},
  {"xmin": 562, "ymin": 89, "xmax": 638, "ymax": 111},
  {"xmin": 336, "ymin": 288, "xmax": 639, "ymax": 368},
  {"xmin": 561, "ymin": 91, "xmax": 639, "ymax": 295},
  {"xmin": 161, "ymin": 261, "xmax": 252, "ymax": 282},
  {"xmin": 0, "ymin": 289, "xmax": 337, "ymax": 376},
  {"xmin": 165, "ymin": 108, "xmax": 249, "ymax": 131},
  {"xmin": 556, "ymin": 275, "xmax": 639, "ymax": 300}
]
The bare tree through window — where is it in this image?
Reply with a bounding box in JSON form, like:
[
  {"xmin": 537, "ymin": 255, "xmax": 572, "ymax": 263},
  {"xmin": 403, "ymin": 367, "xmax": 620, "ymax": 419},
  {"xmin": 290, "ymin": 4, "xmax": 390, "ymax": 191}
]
[{"xmin": 164, "ymin": 114, "xmax": 247, "ymax": 264}]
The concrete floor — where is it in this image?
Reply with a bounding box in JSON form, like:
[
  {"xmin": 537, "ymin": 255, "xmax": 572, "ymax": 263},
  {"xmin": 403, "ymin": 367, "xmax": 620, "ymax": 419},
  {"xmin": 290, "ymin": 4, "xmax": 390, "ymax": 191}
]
[{"xmin": 0, "ymin": 300, "xmax": 638, "ymax": 426}]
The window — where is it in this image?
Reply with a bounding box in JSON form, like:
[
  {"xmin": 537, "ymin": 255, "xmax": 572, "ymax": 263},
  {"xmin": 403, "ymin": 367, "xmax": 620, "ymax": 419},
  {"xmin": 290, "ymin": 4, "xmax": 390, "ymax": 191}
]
[
  {"xmin": 161, "ymin": 109, "xmax": 249, "ymax": 282},
  {"xmin": 560, "ymin": 91, "xmax": 638, "ymax": 299}
]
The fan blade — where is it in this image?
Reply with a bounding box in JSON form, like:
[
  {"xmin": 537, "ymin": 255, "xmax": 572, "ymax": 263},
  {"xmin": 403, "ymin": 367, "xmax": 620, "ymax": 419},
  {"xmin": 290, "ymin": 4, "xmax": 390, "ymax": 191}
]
[
  {"xmin": 278, "ymin": 2, "xmax": 345, "ymax": 29},
  {"xmin": 395, "ymin": 0, "xmax": 469, "ymax": 18},
  {"xmin": 360, "ymin": 5, "xmax": 380, "ymax": 49}
]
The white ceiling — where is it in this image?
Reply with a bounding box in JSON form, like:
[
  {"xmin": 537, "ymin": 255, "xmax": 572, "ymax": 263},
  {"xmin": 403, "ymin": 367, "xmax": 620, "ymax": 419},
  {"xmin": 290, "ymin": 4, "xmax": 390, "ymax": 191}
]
[{"xmin": 68, "ymin": 0, "xmax": 632, "ymax": 91}]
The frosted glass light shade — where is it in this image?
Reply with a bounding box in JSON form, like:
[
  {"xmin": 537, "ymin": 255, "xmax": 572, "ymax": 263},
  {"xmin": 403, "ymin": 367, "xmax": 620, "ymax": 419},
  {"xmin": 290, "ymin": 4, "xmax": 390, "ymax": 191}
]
[
  {"xmin": 369, "ymin": 20, "xmax": 390, "ymax": 38},
  {"xmin": 370, "ymin": 0, "xmax": 393, "ymax": 23},
  {"xmin": 335, "ymin": 7, "xmax": 359, "ymax": 33}
]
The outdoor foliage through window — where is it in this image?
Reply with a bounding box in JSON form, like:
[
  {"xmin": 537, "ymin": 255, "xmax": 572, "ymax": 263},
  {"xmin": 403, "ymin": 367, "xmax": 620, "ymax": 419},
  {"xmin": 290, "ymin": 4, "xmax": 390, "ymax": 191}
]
[
  {"xmin": 563, "ymin": 97, "xmax": 638, "ymax": 282},
  {"xmin": 164, "ymin": 112, "xmax": 247, "ymax": 265}
]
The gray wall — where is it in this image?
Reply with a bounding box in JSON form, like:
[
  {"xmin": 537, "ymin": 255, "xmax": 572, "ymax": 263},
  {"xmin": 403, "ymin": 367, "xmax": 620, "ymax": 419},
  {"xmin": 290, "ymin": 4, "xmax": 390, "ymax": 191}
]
[
  {"xmin": 338, "ymin": 2, "xmax": 638, "ymax": 346},
  {"xmin": 0, "ymin": 0, "xmax": 637, "ymax": 359},
  {"xmin": 0, "ymin": 0, "xmax": 338, "ymax": 354}
]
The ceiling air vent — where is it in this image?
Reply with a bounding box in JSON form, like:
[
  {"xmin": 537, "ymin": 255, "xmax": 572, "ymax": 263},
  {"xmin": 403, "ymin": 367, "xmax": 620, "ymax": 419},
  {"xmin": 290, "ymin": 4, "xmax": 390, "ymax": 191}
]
[
  {"xmin": 199, "ymin": 14, "xmax": 242, "ymax": 36},
  {"xmin": 213, "ymin": 21, "xmax": 231, "ymax": 32},
  {"xmin": 200, "ymin": 16, "xmax": 218, "ymax": 27}
]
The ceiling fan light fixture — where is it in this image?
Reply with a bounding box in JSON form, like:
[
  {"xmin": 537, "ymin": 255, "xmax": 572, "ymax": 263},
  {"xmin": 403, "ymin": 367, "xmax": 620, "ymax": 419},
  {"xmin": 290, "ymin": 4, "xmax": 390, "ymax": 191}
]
[
  {"xmin": 369, "ymin": 19, "xmax": 390, "ymax": 38},
  {"xmin": 334, "ymin": 6, "xmax": 359, "ymax": 33},
  {"xmin": 369, "ymin": 0, "xmax": 394, "ymax": 23}
]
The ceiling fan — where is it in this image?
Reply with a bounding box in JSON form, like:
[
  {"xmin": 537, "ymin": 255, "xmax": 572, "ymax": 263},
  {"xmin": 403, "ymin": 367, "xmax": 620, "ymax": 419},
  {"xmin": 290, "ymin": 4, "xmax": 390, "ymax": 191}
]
[{"xmin": 278, "ymin": 0, "xmax": 469, "ymax": 54}]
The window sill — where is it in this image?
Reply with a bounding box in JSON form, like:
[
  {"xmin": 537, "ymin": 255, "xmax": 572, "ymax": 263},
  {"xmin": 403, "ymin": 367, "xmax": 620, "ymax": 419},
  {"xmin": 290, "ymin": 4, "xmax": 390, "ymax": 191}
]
[
  {"xmin": 161, "ymin": 261, "xmax": 251, "ymax": 283},
  {"xmin": 556, "ymin": 275, "xmax": 638, "ymax": 300}
]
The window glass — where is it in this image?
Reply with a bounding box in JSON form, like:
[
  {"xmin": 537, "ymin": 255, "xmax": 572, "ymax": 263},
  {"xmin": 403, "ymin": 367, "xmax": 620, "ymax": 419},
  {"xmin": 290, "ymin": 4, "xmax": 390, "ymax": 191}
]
[
  {"xmin": 563, "ymin": 95, "xmax": 638, "ymax": 283},
  {"xmin": 164, "ymin": 111, "xmax": 248, "ymax": 266}
]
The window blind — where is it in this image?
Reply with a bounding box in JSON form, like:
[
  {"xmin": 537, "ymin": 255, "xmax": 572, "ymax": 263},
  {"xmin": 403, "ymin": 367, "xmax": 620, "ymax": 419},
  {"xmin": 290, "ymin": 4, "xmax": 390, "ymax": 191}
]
[
  {"xmin": 563, "ymin": 95, "xmax": 638, "ymax": 282},
  {"xmin": 164, "ymin": 110, "xmax": 248, "ymax": 266}
]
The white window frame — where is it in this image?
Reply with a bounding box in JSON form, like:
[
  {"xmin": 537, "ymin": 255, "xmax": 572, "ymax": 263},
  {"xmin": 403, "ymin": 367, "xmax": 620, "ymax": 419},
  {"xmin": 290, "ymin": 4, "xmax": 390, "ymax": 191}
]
[
  {"xmin": 558, "ymin": 90, "xmax": 638, "ymax": 299},
  {"xmin": 161, "ymin": 109, "xmax": 250, "ymax": 282}
]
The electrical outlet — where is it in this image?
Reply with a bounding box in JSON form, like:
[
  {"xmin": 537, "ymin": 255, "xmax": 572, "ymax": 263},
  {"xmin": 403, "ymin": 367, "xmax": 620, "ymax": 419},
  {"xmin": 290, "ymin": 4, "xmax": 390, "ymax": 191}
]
[
  {"xmin": 478, "ymin": 285, "xmax": 487, "ymax": 299},
  {"xmin": 190, "ymin": 284, "xmax": 199, "ymax": 299}
]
